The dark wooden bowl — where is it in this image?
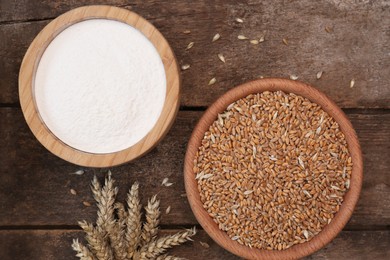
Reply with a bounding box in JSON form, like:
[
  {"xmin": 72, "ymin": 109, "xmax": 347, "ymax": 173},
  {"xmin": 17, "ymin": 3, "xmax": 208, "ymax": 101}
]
[{"xmin": 184, "ymin": 78, "xmax": 363, "ymax": 260}]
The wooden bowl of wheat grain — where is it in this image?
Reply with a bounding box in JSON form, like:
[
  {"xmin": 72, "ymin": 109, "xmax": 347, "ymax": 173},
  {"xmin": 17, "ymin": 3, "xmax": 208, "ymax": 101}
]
[{"xmin": 184, "ymin": 78, "xmax": 363, "ymax": 259}]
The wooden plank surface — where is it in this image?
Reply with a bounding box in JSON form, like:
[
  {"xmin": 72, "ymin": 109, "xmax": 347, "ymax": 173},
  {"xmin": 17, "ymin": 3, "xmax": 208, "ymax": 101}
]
[
  {"xmin": 0, "ymin": 108, "xmax": 389, "ymax": 227},
  {"xmin": 0, "ymin": 0, "xmax": 389, "ymax": 107},
  {"xmin": 1, "ymin": 1, "xmax": 389, "ymax": 259},
  {"xmin": 0, "ymin": 230, "xmax": 388, "ymax": 260}
]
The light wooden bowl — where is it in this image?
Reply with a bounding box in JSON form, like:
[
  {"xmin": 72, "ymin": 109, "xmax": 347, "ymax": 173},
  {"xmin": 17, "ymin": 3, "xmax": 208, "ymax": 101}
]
[
  {"xmin": 19, "ymin": 5, "xmax": 180, "ymax": 167},
  {"xmin": 184, "ymin": 78, "xmax": 363, "ymax": 259}
]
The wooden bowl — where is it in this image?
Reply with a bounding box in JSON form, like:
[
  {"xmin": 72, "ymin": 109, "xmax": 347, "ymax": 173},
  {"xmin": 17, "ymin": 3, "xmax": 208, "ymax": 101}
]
[
  {"xmin": 184, "ymin": 78, "xmax": 363, "ymax": 259},
  {"xmin": 19, "ymin": 5, "xmax": 180, "ymax": 167}
]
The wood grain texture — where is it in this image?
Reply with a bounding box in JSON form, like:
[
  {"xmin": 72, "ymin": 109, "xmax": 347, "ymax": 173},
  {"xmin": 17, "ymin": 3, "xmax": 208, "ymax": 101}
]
[
  {"xmin": 0, "ymin": 230, "xmax": 388, "ymax": 260},
  {"xmin": 1, "ymin": 0, "xmax": 389, "ymax": 108},
  {"xmin": 184, "ymin": 78, "xmax": 363, "ymax": 259},
  {"xmin": 0, "ymin": 108, "xmax": 388, "ymax": 228},
  {"xmin": 18, "ymin": 5, "xmax": 180, "ymax": 167}
]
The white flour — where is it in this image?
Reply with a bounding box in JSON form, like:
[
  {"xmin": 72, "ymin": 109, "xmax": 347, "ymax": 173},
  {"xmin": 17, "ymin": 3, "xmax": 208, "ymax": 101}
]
[{"xmin": 34, "ymin": 19, "xmax": 166, "ymax": 154}]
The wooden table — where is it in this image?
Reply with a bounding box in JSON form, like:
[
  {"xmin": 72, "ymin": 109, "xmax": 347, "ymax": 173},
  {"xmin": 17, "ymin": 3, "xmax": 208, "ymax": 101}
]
[{"xmin": 0, "ymin": 1, "xmax": 389, "ymax": 259}]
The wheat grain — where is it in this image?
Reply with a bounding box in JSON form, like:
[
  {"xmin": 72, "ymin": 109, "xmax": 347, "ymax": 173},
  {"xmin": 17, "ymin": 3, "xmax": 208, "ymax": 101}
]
[
  {"xmin": 316, "ymin": 71, "xmax": 323, "ymax": 79},
  {"xmin": 208, "ymin": 78, "xmax": 216, "ymax": 85},
  {"xmin": 186, "ymin": 42, "xmax": 194, "ymax": 50},
  {"xmin": 70, "ymin": 188, "xmax": 77, "ymax": 195},
  {"xmin": 212, "ymin": 33, "xmax": 221, "ymax": 42},
  {"xmin": 83, "ymin": 201, "xmax": 91, "ymax": 207},
  {"xmin": 162, "ymin": 178, "xmax": 169, "ymax": 186},
  {"xmin": 325, "ymin": 26, "xmax": 332, "ymax": 33},
  {"xmin": 350, "ymin": 79, "xmax": 355, "ymax": 88},
  {"xmin": 70, "ymin": 170, "xmax": 85, "ymax": 175},
  {"xmin": 235, "ymin": 18, "xmax": 244, "ymax": 23},
  {"xmin": 181, "ymin": 64, "xmax": 190, "ymax": 71},
  {"xmin": 218, "ymin": 54, "xmax": 226, "ymax": 63},
  {"xmin": 259, "ymin": 35, "xmax": 265, "ymax": 42},
  {"xmin": 194, "ymin": 91, "xmax": 352, "ymax": 250},
  {"xmin": 238, "ymin": 35, "xmax": 248, "ymax": 40}
]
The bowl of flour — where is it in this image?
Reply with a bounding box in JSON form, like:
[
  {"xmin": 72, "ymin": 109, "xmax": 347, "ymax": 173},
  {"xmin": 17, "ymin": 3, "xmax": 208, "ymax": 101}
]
[{"xmin": 19, "ymin": 6, "xmax": 180, "ymax": 167}]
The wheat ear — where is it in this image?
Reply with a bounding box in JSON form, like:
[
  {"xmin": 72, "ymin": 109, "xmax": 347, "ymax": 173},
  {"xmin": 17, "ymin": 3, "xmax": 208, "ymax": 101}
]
[
  {"xmin": 71, "ymin": 239, "xmax": 95, "ymax": 260},
  {"xmin": 78, "ymin": 220, "xmax": 113, "ymax": 260},
  {"xmin": 125, "ymin": 182, "xmax": 142, "ymax": 258},
  {"xmin": 107, "ymin": 221, "xmax": 127, "ymax": 260},
  {"xmin": 95, "ymin": 171, "xmax": 117, "ymax": 230},
  {"xmin": 140, "ymin": 228, "xmax": 196, "ymax": 259},
  {"xmin": 141, "ymin": 195, "xmax": 160, "ymax": 246}
]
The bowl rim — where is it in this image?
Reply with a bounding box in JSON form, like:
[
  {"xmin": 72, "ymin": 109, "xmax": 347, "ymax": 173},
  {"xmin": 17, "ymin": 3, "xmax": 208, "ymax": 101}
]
[
  {"xmin": 184, "ymin": 78, "xmax": 363, "ymax": 260},
  {"xmin": 18, "ymin": 5, "xmax": 180, "ymax": 167}
]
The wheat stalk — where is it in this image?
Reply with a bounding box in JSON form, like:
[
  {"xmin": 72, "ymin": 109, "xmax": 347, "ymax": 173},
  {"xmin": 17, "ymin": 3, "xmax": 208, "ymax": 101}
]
[
  {"xmin": 125, "ymin": 182, "xmax": 142, "ymax": 258},
  {"xmin": 73, "ymin": 173, "xmax": 196, "ymax": 260},
  {"xmin": 139, "ymin": 228, "xmax": 196, "ymax": 259},
  {"xmin": 141, "ymin": 195, "xmax": 160, "ymax": 246}
]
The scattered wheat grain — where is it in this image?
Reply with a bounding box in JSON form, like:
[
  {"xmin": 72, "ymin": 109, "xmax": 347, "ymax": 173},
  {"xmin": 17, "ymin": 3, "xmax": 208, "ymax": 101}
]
[
  {"xmin": 208, "ymin": 78, "xmax": 217, "ymax": 85},
  {"xmin": 186, "ymin": 42, "xmax": 194, "ymax": 50},
  {"xmin": 350, "ymin": 79, "xmax": 355, "ymax": 88},
  {"xmin": 83, "ymin": 201, "xmax": 92, "ymax": 207},
  {"xmin": 212, "ymin": 33, "xmax": 221, "ymax": 42},
  {"xmin": 218, "ymin": 54, "xmax": 226, "ymax": 63},
  {"xmin": 181, "ymin": 64, "xmax": 190, "ymax": 71}
]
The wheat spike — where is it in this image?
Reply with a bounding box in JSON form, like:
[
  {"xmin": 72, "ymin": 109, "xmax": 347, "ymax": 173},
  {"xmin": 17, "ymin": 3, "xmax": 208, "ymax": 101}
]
[
  {"xmin": 78, "ymin": 220, "xmax": 113, "ymax": 260},
  {"xmin": 107, "ymin": 221, "xmax": 127, "ymax": 260},
  {"xmin": 125, "ymin": 182, "xmax": 142, "ymax": 258},
  {"xmin": 96, "ymin": 171, "xmax": 117, "ymax": 230},
  {"xmin": 72, "ymin": 239, "xmax": 95, "ymax": 260},
  {"xmin": 141, "ymin": 195, "xmax": 160, "ymax": 246},
  {"xmin": 73, "ymin": 174, "xmax": 196, "ymax": 260},
  {"xmin": 140, "ymin": 228, "xmax": 196, "ymax": 259}
]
